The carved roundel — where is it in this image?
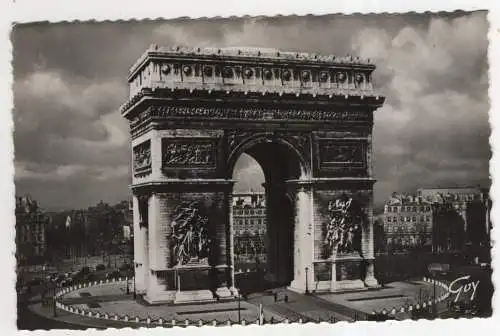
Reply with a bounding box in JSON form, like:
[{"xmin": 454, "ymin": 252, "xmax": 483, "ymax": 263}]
[
  {"xmin": 282, "ymin": 70, "xmax": 292, "ymax": 81},
  {"xmin": 161, "ymin": 64, "xmax": 171, "ymax": 75},
  {"xmin": 319, "ymin": 71, "xmax": 329, "ymax": 82},
  {"xmin": 222, "ymin": 66, "xmax": 234, "ymax": 78},
  {"xmin": 301, "ymin": 70, "xmax": 311, "ymax": 81},
  {"xmin": 243, "ymin": 68, "xmax": 253, "ymax": 78},
  {"xmin": 337, "ymin": 71, "xmax": 347, "ymax": 83},
  {"xmin": 183, "ymin": 65, "xmax": 192, "ymax": 76},
  {"xmin": 263, "ymin": 69, "xmax": 273, "ymax": 80},
  {"xmin": 203, "ymin": 66, "xmax": 213, "ymax": 77}
]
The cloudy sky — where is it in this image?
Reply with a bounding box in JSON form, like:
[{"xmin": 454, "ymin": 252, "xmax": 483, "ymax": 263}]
[{"xmin": 12, "ymin": 11, "xmax": 490, "ymax": 211}]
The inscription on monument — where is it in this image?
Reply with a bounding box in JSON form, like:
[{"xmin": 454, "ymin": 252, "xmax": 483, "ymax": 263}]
[
  {"xmin": 162, "ymin": 139, "xmax": 217, "ymax": 169},
  {"xmin": 133, "ymin": 140, "xmax": 152, "ymax": 176}
]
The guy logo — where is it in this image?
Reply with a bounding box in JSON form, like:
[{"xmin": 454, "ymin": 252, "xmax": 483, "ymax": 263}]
[{"xmin": 448, "ymin": 275, "xmax": 480, "ymax": 303}]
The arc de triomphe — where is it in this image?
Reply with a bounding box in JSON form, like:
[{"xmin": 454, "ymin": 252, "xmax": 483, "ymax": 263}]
[{"xmin": 120, "ymin": 45, "xmax": 385, "ymax": 304}]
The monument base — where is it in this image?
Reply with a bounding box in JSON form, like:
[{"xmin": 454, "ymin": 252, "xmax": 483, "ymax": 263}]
[
  {"xmin": 288, "ymin": 280, "xmax": 310, "ymax": 294},
  {"xmin": 143, "ymin": 290, "xmax": 176, "ymax": 305},
  {"xmin": 364, "ymin": 276, "xmax": 380, "ymax": 288},
  {"xmin": 331, "ymin": 279, "xmax": 366, "ymax": 292},
  {"xmin": 174, "ymin": 290, "xmax": 216, "ymax": 304},
  {"xmin": 215, "ymin": 286, "xmax": 233, "ymax": 300},
  {"xmin": 230, "ymin": 286, "xmax": 239, "ymax": 297}
]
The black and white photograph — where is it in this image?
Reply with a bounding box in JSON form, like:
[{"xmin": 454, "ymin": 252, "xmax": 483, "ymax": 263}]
[{"xmin": 8, "ymin": 6, "xmax": 494, "ymax": 331}]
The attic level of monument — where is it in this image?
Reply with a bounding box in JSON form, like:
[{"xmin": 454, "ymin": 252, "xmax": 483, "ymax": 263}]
[
  {"xmin": 120, "ymin": 45, "xmax": 385, "ymax": 119},
  {"xmin": 128, "ymin": 45, "xmax": 376, "ymax": 77}
]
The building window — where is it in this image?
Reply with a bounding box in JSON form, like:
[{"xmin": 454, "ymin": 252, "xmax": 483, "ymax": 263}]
[
  {"xmin": 426, "ymin": 216, "xmax": 431, "ymax": 222},
  {"xmin": 387, "ymin": 217, "xmax": 392, "ymax": 222},
  {"xmin": 412, "ymin": 216, "xmax": 416, "ymax": 222}
]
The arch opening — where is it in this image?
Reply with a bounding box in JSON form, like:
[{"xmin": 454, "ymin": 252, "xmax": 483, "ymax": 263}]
[{"xmin": 230, "ymin": 139, "xmax": 307, "ymax": 293}]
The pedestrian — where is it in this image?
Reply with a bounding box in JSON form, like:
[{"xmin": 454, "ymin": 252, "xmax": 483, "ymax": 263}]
[
  {"xmin": 284, "ymin": 295, "xmax": 288, "ymax": 303},
  {"xmin": 274, "ymin": 291, "xmax": 278, "ymax": 302}
]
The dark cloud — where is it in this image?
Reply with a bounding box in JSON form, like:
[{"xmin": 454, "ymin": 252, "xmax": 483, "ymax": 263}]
[{"xmin": 12, "ymin": 11, "xmax": 489, "ymax": 210}]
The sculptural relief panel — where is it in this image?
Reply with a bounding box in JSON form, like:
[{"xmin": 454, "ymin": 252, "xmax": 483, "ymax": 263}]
[
  {"xmin": 170, "ymin": 200, "xmax": 211, "ymax": 266},
  {"xmin": 320, "ymin": 141, "xmax": 364, "ymax": 164},
  {"xmin": 314, "ymin": 190, "xmax": 371, "ymax": 260},
  {"xmin": 316, "ymin": 139, "xmax": 367, "ymax": 175},
  {"xmin": 162, "ymin": 138, "xmax": 217, "ymax": 169},
  {"xmin": 133, "ymin": 140, "xmax": 152, "ymax": 176},
  {"xmin": 162, "ymin": 192, "xmax": 228, "ymax": 268}
]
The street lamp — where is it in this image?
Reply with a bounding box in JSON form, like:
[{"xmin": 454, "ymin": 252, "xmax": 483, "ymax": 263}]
[
  {"xmin": 52, "ymin": 286, "xmax": 57, "ymax": 317},
  {"xmin": 133, "ymin": 270, "xmax": 136, "ymax": 299},
  {"xmin": 237, "ymin": 292, "xmax": 241, "ymax": 323},
  {"xmin": 305, "ymin": 267, "xmax": 310, "ymax": 295},
  {"xmin": 432, "ymin": 272, "xmax": 437, "ymax": 317}
]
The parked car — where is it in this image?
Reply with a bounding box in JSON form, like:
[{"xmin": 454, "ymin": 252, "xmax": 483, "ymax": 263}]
[{"xmin": 95, "ymin": 264, "xmax": 106, "ymax": 271}]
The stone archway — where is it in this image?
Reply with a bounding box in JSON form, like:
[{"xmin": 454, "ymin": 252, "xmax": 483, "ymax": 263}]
[
  {"xmin": 121, "ymin": 46, "xmax": 385, "ymax": 304},
  {"xmin": 228, "ymin": 135, "xmax": 309, "ymax": 287}
]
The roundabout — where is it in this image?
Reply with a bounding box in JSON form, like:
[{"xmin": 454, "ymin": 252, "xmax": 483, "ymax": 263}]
[
  {"xmin": 51, "ymin": 278, "xmax": 282, "ymax": 327},
  {"xmin": 24, "ymin": 276, "xmax": 451, "ymax": 328}
]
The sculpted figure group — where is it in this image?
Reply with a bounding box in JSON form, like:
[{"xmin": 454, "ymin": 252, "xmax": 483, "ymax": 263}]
[
  {"xmin": 324, "ymin": 196, "xmax": 363, "ymax": 256},
  {"xmin": 170, "ymin": 201, "xmax": 211, "ymax": 266},
  {"xmin": 163, "ymin": 142, "xmax": 214, "ymax": 166}
]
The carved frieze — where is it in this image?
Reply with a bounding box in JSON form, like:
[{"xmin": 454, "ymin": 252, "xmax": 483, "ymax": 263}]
[
  {"xmin": 147, "ymin": 105, "xmax": 371, "ymax": 122},
  {"xmin": 162, "ymin": 138, "xmax": 217, "ymax": 169},
  {"xmin": 133, "ymin": 140, "xmax": 152, "ymax": 176},
  {"xmin": 170, "ymin": 200, "xmax": 212, "ymax": 266}
]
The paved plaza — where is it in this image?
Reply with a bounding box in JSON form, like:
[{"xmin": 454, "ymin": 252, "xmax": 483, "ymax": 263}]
[
  {"xmin": 57, "ymin": 282, "xmax": 283, "ymax": 323},
  {"xmin": 317, "ymin": 280, "xmax": 447, "ymax": 319},
  {"xmin": 26, "ymin": 279, "xmax": 447, "ymax": 328}
]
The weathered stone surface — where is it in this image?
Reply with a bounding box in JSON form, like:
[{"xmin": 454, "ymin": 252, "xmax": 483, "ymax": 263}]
[
  {"xmin": 124, "ymin": 47, "xmax": 385, "ymax": 301},
  {"xmin": 174, "ymin": 290, "xmax": 216, "ymax": 304}
]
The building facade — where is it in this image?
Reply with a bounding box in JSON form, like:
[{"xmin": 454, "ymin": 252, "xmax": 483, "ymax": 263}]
[
  {"xmin": 15, "ymin": 195, "xmax": 50, "ymax": 264},
  {"xmin": 383, "ymin": 194, "xmax": 433, "ymax": 251},
  {"xmin": 383, "ymin": 187, "xmax": 490, "ymax": 253},
  {"xmin": 232, "ymin": 192, "xmax": 267, "ymax": 268}
]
